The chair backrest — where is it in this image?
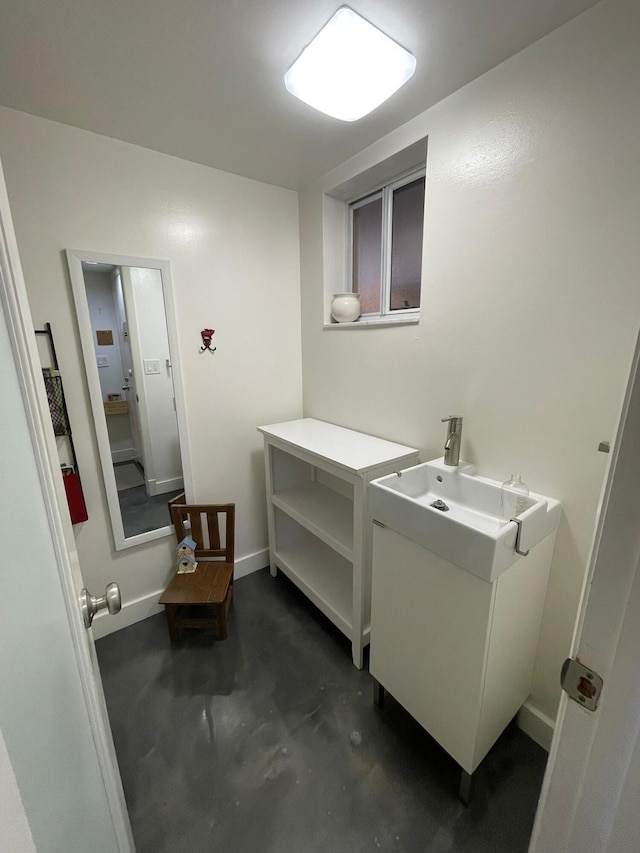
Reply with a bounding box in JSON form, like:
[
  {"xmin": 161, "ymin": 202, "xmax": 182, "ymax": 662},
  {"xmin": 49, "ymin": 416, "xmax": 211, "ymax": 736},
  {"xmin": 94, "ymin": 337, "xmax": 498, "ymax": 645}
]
[{"xmin": 170, "ymin": 502, "xmax": 235, "ymax": 563}]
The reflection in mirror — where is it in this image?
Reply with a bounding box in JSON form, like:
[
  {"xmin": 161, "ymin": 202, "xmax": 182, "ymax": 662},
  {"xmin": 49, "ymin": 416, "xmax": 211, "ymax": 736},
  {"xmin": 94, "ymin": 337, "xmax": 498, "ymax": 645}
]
[{"xmin": 66, "ymin": 250, "xmax": 190, "ymax": 550}]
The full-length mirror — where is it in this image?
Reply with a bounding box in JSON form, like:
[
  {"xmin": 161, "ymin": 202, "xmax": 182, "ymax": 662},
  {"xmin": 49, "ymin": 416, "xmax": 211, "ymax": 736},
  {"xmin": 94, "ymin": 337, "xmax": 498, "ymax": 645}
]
[{"xmin": 66, "ymin": 250, "xmax": 191, "ymax": 550}]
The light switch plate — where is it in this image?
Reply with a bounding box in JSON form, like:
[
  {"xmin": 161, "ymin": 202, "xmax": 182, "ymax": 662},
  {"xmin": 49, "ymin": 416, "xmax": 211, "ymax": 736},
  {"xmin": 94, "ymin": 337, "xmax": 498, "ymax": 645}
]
[{"xmin": 144, "ymin": 359, "xmax": 161, "ymax": 375}]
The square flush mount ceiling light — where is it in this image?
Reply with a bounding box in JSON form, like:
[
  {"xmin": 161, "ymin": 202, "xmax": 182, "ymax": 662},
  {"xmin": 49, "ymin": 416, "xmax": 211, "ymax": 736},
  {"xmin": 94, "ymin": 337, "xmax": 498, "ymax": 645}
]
[{"xmin": 284, "ymin": 7, "xmax": 416, "ymax": 122}]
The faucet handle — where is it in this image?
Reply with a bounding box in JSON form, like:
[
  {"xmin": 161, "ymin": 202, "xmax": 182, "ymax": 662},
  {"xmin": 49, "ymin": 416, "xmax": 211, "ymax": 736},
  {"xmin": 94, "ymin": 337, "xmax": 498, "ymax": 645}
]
[{"xmin": 441, "ymin": 415, "xmax": 462, "ymax": 423}]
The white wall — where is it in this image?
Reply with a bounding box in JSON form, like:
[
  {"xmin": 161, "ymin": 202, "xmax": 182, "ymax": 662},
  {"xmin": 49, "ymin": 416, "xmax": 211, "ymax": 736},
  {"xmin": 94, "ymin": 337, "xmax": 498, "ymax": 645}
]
[
  {"xmin": 0, "ymin": 109, "xmax": 302, "ymax": 630},
  {"xmin": 298, "ymin": 0, "xmax": 640, "ymax": 729}
]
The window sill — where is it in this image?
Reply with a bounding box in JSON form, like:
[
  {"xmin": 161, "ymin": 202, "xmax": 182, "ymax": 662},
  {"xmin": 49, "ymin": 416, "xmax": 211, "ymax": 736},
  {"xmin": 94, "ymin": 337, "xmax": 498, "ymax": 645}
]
[{"xmin": 324, "ymin": 315, "xmax": 419, "ymax": 330}]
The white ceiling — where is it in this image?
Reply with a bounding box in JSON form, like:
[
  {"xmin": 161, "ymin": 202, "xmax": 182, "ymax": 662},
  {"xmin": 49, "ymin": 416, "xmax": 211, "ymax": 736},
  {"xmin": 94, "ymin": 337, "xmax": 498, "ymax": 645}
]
[{"xmin": 0, "ymin": 0, "xmax": 600, "ymax": 190}]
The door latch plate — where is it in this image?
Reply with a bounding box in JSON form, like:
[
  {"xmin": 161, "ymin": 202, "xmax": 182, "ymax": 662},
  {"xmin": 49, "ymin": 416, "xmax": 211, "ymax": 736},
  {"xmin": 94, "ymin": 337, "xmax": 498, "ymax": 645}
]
[{"xmin": 561, "ymin": 658, "xmax": 603, "ymax": 711}]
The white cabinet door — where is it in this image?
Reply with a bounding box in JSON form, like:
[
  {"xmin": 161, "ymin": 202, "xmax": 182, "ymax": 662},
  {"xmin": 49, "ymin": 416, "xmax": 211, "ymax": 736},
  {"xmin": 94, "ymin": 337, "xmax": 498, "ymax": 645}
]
[{"xmin": 370, "ymin": 525, "xmax": 494, "ymax": 773}]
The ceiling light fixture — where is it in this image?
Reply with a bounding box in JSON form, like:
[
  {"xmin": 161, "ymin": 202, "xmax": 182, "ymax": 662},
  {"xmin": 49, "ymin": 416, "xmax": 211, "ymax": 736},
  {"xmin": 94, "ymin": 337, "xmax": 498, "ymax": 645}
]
[{"xmin": 284, "ymin": 7, "xmax": 416, "ymax": 122}]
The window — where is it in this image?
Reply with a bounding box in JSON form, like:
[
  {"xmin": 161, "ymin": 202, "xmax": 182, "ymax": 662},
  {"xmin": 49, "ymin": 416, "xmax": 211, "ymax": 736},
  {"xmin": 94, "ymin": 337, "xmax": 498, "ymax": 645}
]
[{"xmin": 350, "ymin": 169, "xmax": 425, "ymax": 318}]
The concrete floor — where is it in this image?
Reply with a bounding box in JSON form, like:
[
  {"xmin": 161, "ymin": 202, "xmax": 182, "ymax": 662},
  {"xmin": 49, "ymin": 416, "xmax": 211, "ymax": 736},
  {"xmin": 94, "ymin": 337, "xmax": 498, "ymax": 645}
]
[{"xmin": 96, "ymin": 568, "xmax": 547, "ymax": 853}]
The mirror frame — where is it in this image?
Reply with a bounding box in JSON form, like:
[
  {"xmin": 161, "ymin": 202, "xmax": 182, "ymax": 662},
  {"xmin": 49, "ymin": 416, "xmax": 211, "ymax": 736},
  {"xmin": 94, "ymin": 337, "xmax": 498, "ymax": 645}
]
[{"xmin": 66, "ymin": 248, "xmax": 193, "ymax": 550}]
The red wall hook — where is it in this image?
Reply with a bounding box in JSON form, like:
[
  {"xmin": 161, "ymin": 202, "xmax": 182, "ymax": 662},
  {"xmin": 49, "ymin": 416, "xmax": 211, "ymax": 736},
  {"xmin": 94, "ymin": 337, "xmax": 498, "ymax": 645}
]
[{"xmin": 200, "ymin": 328, "xmax": 216, "ymax": 353}]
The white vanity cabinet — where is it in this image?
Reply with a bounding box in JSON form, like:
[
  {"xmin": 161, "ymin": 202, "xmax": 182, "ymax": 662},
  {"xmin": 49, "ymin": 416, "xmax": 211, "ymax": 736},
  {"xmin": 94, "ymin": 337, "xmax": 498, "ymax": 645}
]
[
  {"xmin": 258, "ymin": 419, "xmax": 419, "ymax": 668},
  {"xmin": 370, "ymin": 522, "xmax": 557, "ymax": 780}
]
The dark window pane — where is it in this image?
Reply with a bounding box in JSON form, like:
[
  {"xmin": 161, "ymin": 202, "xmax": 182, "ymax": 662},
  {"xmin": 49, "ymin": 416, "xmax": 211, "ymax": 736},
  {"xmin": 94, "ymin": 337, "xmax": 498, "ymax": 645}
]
[
  {"xmin": 352, "ymin": 197, "xmax": 382, "ymax": 314},
  {"xmin": 390, "ymin": 177, "xmax": 425, "ymax": 311}
]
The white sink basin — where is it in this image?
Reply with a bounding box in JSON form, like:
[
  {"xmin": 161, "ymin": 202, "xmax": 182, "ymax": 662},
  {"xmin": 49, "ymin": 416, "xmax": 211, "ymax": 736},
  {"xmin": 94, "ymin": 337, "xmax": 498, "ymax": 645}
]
[{"xmin": 369, "ymin": 457, "xmax": 561, "ymax": 582}]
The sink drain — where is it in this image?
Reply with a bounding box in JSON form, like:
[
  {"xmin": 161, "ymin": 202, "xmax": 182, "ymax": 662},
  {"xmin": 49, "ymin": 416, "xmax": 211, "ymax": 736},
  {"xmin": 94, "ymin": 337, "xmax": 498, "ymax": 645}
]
[{"xmin": 430, "ymin": 499, "xmax": 449, "ymax": 512}]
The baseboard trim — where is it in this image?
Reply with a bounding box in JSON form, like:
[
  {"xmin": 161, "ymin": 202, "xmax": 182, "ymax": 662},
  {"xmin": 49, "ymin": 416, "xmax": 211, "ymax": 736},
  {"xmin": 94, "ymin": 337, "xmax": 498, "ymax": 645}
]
[
  {"xmin": 91, "ymin": 548, "xmax": 269, "ymax": 639},
  {"xmin": 91, "ymin": 590, "xmax": 165, "ymax": 640},
  {"xmin": 111, "ymin": 448, "xmax": 136, "ymax": 464},
  {"xmin": 233, "ymin": 548, "xmax": 269, "ymax": 580},
  {"xmin": 148, "ymin": 476, "xmax": 184, "ymax": 497},
  {"xmin": 517, "ymin": 701, "xmax": 555, "ymax": 752}
]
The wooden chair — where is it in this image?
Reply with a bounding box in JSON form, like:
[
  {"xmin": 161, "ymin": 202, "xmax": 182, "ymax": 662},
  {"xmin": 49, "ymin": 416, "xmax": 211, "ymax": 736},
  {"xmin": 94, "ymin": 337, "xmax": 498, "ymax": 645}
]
[{"xmin": 159, "ymin": 502, "xmax": 235, "ymax": 642}]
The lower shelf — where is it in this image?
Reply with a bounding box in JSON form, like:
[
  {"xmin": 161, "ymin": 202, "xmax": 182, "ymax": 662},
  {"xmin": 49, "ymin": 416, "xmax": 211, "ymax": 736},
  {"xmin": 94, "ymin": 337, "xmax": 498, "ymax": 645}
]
[{"xmin": 273, "ymin": 533, "xmax": 354, "ymax": 639}]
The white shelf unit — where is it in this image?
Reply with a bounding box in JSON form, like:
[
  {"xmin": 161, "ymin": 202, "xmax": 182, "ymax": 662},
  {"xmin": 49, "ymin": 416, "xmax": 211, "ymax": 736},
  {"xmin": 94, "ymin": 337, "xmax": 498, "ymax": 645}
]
[{"xmin": 258, "ymin": 418, "xmax": 419, "ymax": 668}]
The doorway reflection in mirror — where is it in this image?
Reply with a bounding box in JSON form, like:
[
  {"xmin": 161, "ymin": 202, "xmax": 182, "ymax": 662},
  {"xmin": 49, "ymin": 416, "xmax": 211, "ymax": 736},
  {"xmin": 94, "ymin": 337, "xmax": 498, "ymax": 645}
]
[{"xmin": 82, "ymin": 261, "xmax": 184, "ymax": 537}]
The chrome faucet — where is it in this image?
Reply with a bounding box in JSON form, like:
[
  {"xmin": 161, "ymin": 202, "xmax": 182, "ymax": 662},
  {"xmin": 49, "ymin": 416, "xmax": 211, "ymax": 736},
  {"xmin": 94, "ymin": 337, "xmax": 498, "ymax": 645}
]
[{"xmin": 441, "ymin": 416, "xmax": 463, "ymax": 466}]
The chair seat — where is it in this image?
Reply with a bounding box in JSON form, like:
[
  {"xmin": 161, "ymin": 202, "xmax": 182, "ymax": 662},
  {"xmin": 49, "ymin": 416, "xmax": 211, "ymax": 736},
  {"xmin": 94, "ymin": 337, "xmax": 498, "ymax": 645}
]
[{"xmin": 159, "ymin": 561, "xmax": 233, "ymax": 640}]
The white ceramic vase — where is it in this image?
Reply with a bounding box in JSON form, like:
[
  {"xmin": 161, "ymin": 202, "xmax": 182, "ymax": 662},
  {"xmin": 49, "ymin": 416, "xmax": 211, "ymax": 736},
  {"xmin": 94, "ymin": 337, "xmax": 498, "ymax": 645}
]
[{"xmin": 331, "ymin": 292, "xmax": 361, "ymax": 323}]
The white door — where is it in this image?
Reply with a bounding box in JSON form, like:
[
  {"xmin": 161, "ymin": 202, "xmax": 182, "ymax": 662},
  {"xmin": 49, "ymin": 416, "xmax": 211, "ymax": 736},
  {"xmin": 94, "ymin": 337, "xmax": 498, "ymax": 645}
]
[
  {"xmin": 530, "ymin": 324, "xmax": 640, "ymax": 852},
  {"xmin": 114, "ymin": 268, "xmax": 145, "ymax": 471},
  {"xmin": 123, "ymin": 361, "xmax": 145, "ymax": 471},
  {"xmin": 120, "ymin": 266, "xmax": 155, "ymax": 493},
  {"xmin": 0, "ymin": 161, "xmax": 134, "ymax": 851}
]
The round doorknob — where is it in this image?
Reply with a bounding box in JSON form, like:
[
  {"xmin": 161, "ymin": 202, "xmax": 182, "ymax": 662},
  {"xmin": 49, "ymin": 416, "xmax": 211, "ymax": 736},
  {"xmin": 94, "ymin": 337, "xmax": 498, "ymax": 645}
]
[{"xmin": 80, "ymin": 582, "xmax": 122, "ymax": 629}]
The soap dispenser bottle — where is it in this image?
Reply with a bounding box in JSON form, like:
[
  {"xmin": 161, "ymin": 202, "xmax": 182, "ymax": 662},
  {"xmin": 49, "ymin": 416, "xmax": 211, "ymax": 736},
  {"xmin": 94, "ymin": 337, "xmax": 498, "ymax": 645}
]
[{"xmin": 499, "ymin": 474, "xmax": 529, "ymax": 525}]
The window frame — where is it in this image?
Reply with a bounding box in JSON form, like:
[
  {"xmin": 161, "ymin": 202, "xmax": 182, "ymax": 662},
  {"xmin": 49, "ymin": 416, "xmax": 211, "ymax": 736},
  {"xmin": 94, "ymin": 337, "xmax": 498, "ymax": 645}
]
[{"xmin": 348, "ymin": 166, "xmax": 426, "ymax": 321}]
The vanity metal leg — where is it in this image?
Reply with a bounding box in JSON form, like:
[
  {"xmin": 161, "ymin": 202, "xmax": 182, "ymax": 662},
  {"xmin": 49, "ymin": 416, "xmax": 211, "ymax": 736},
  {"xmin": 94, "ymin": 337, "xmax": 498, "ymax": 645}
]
[
  {"xmin": 459, "ymin": 769, "xmax": 474, "ymax": 806},
  {"xmin": 373, "ymin": 678, "xmax": 385, "ymax": 708}
]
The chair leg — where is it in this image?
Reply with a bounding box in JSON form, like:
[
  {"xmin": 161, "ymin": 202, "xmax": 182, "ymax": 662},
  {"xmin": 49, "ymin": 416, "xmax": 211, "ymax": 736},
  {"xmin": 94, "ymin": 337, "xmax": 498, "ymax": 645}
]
[
  {"xmin": 165, "ymin": 605, "xmax": 179, "ymax": 642},
  {"xmin": 215, "ymin": 601, "xmax": 228, "ymax": 640}
]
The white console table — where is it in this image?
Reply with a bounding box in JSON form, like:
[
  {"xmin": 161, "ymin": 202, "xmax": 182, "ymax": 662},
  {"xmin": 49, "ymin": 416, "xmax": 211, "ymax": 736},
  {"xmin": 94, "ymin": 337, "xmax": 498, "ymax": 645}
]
[{"xmin": 258, "ymin": 419, "xmax": 419, "ymax": 668}]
